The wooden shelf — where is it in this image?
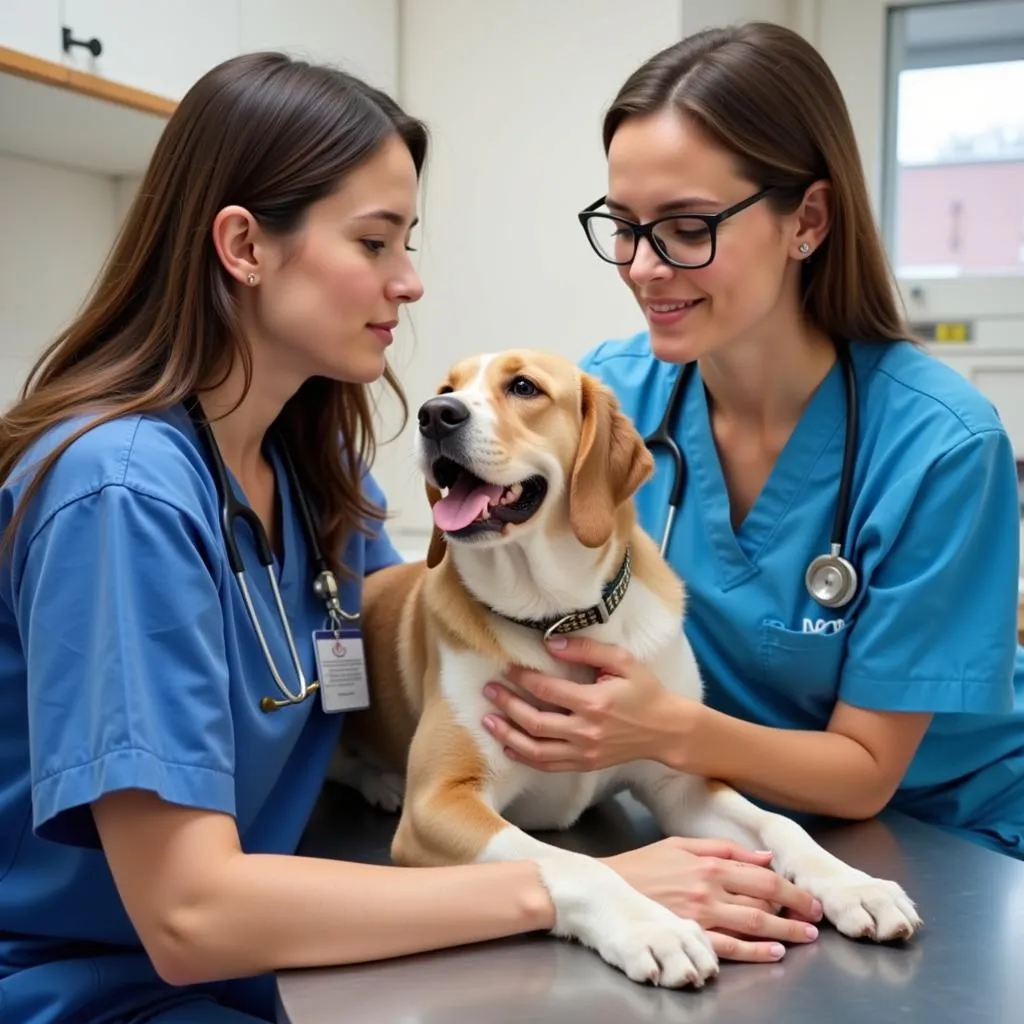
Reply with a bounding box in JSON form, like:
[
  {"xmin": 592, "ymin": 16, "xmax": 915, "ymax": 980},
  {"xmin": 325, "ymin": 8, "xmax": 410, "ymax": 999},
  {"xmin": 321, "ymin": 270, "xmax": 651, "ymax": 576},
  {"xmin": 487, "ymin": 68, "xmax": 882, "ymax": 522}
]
[
  {"xmin": 0, "ymin": 46, "xmax": 174, "ymax": 176},
  {"xmin": 0, "ymin": 46, "xmax": 176, "ymax": 117}
]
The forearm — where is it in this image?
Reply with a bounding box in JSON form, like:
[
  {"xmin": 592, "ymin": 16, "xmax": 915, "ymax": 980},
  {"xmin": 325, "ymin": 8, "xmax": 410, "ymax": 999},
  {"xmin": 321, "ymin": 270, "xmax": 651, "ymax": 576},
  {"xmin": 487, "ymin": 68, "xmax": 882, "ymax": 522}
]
[
  {"xmin": 661, "ymin": 701, "xmax": 890, "ymax": 819},
  {"xmin": 162, "ymin": 852, "xmax": 554, "ymax": 985}
]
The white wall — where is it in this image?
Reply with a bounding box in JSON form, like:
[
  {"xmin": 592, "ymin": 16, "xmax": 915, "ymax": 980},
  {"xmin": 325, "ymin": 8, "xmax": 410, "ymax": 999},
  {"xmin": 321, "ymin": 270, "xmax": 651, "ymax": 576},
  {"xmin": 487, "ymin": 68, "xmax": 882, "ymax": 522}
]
[
  {"xmin": 377, "ymin": 0, "xmax": 799, "ymax": 551},
  {"xmin": 238, "ymin": 0, "xmax": 399, "ymax": 96},
  {"xmin": 683, "ymin": 0, "xmax": 793, "ymax": 32},
  {"xmin": 0, "ymin": 153, "xmax": 122, "ymax": 411},
  {"xmin": 378, "ymin": 0, "xmax": 681, "ymax": 551}
]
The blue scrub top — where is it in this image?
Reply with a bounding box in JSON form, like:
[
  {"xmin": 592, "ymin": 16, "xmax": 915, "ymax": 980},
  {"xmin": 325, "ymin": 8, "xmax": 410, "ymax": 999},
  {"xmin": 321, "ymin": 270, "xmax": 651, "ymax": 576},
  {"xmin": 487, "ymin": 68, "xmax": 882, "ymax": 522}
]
[
  {"xmin": 582, "ymin": 332, "xmax": 1024, "ymax": 858},
  {"xmin": 0, "ymin": 404, "xmax": 402, "ymax": 1023}
]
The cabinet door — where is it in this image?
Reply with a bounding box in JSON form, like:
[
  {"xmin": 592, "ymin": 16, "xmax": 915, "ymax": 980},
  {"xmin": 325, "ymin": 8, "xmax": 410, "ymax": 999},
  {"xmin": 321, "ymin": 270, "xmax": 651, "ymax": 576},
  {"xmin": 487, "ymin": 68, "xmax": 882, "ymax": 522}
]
[
  {"xmin": 60, "ymin": 0, "xmax": 239, "ymax": 100},
  {"xmin": 0, "ymin": 1, "xmax": 62, "ymax": 63},
  {"xmin": 932, "ymin": 351, "xmax": 1024, "ymax": 457}
]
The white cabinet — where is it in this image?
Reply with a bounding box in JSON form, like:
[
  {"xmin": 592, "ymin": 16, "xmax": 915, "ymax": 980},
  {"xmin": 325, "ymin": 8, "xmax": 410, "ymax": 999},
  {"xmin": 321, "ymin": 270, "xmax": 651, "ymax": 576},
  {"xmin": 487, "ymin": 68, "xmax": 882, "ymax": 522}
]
[
  {"xmin": 0, "ymin": 2, "xmax": 62, "ymax": 63},
  {"xmin": 0, "ymin": 0, "xmax": 240, "ymax": 101},
  {"xmin": 0, "ymin": 1, "xmax": 401, "ymax": 103},
  {"xmin": 0, "ymin": 0, "xmax": 403, "ymax": 176},
  {"xmin": 930, "ymin": 350, "xmax": 1024, "ymax": 458},
  {"xmin": 60, "ymin": 0, "xmax": 239, "ymax": 100}
]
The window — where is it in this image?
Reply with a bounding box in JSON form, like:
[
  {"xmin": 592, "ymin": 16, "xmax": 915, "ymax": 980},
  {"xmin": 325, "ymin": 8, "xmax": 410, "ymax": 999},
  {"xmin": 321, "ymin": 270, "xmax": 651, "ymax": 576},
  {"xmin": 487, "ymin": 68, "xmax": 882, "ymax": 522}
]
[{"xmin": 885, "ymin": 0, "xmax": 1024, "ymax": 278}]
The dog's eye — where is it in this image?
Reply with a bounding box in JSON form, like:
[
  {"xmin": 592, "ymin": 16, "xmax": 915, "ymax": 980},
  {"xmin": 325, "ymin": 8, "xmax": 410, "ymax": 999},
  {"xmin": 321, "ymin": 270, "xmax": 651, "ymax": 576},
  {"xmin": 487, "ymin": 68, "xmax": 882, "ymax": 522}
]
[
  {"xmin": 437, "ymin": 384, "xmax": 454, "ymax": 395},
  {"xmin": 508, "ymin": 376, "xmax": 541, "ymax": 398}
]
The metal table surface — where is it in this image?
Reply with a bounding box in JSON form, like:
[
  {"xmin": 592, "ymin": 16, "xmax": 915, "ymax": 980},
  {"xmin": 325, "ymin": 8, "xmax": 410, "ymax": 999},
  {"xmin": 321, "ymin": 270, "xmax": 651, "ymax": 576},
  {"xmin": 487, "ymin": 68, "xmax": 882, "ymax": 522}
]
[{"xmin": 277, "ymin": 782, "xmax": 1024, "ymax": 1023}]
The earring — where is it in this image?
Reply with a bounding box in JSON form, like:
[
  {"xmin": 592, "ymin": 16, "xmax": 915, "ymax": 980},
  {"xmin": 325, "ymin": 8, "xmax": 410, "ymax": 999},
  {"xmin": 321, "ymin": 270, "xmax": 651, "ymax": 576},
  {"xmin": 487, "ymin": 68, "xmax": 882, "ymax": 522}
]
[
  {"xmin": 798, "ymin": 242, "xmax": 811, "ymax": 256},
  {"xmin": 246, "ymin": 272, "xmax": 258, "ymax": 286}
]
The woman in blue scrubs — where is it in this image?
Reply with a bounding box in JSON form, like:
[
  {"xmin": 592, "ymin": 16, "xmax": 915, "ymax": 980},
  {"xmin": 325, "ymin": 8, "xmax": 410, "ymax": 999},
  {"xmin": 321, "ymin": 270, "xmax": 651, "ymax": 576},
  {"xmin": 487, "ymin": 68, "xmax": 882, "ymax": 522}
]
[
  {"xmin": 483, "ymin": 22, "xmax": 1024, "ymax": 860},
  {"xmin": 0, "ymin": 50, "xmax": 823, "ymax": 1024}
]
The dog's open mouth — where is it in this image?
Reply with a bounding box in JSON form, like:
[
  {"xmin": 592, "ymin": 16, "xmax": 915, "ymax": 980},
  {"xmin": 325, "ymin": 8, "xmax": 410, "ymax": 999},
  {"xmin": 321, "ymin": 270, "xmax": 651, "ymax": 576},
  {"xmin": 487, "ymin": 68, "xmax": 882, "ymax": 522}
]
[{"xmin": 431, "ymin": 456, "xmax": 548, "ymax": 537}]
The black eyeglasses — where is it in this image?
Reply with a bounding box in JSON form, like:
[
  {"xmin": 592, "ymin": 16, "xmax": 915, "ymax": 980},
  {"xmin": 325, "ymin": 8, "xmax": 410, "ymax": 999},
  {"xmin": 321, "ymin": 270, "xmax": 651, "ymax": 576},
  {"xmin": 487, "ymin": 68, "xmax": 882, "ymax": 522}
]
[{"xmin": 578, "ymin": 186, "xmax": 774, "ymax": 270}]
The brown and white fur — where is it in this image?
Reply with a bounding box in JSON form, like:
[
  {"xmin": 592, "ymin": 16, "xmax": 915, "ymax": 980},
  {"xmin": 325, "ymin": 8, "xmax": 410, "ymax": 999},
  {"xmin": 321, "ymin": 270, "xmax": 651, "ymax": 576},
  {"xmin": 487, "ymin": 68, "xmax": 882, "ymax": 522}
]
[{"xmin": 332, "ymin": 349, "xmax": 921, "ymax": 988}]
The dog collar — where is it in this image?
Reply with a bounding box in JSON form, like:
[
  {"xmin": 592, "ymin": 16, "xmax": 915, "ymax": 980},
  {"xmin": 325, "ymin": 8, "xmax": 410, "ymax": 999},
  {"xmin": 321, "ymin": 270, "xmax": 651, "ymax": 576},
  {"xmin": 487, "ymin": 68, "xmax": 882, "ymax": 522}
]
[{"xmin": 498, "ymin": 547, "xmax": 633, "ymax": 640}]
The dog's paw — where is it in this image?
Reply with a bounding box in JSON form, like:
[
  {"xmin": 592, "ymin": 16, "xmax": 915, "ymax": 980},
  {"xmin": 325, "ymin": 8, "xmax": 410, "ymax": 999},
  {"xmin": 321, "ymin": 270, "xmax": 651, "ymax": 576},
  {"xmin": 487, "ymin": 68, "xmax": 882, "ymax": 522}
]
[
  {"xmin": 582, "ymin": 903, "xmax": 719, "ymax": 988},
  {"xmin": 327, "ymin": 749, "xmax": 405, "ymax": 812},
  {"xmin": 358, "ymin": 767, "xmax": 406, "ymax": 812},
  {"xmin": 815, "ymin": 876, "xmax": 922, "ymax": 942},
  {"xmin": 536, "ymin": 854, "xmax": 717, "ymax": 987}
]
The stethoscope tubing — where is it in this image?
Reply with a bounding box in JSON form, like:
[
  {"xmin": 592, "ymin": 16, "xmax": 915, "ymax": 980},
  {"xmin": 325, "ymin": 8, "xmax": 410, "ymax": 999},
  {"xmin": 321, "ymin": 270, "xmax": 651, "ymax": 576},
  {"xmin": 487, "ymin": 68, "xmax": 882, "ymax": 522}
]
[
  {"xmin": 184, "ymin": 397, "xmax": 348, "ymax": 710},
  {"xmin": 644, "ymin": 339, "xmax": 858, "ymax": 607}
]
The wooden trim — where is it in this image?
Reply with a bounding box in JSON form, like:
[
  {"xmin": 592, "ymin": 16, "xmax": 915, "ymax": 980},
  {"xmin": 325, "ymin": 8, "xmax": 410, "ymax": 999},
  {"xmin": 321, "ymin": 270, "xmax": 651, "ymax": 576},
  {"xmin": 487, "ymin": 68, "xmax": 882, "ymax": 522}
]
[{"xmin": 0, "ymin": 45, "xmax": 176, "ymax": 118}]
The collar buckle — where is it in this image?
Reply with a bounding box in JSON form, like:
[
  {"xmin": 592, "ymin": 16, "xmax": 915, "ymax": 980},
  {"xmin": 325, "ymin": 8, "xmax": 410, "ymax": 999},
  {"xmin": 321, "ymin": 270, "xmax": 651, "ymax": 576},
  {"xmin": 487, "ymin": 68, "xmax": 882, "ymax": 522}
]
[{"xmin": 503, "ymin": 548, "xmax": 632, "ymax": 640}]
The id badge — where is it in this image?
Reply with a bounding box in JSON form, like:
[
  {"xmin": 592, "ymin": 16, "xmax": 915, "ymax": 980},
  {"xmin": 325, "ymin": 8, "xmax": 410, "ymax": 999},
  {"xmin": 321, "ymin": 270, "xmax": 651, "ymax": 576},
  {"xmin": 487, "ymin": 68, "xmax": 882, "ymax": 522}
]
[{"xmin": 313, "ymin": 628, "xmax": 370, "ymax": 714}]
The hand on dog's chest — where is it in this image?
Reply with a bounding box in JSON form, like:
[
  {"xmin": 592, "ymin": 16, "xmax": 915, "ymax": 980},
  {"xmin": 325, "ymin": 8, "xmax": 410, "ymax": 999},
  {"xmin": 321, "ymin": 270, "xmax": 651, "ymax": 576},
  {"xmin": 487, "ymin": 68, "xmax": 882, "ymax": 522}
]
[
  {"xmin": 314, "ymin": 628, "xmax": 370, "ymax": 713},
  {"xmin": 502, "ymin": 662, "xmax": 595, "ymax": 714},
  {"xmin": 508, "ymin": 683, "xmax": 563, "ymax": 716}
]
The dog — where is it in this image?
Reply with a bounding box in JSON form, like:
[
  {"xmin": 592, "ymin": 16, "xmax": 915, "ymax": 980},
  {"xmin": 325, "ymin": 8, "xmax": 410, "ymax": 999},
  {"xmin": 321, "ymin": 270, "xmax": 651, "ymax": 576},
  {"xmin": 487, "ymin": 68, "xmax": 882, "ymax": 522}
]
[{"xmin": 331, "ymin": 349, "xmax": 922, "ymax": 988}]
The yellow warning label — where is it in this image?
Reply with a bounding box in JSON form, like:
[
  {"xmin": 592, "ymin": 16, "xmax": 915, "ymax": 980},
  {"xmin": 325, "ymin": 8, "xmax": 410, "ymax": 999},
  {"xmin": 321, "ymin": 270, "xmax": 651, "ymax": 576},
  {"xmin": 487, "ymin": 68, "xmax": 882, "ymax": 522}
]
[
  {"xmin": 935, "ymin": 322, "xmax": 970, "ymax": 343},
  {"xmin": 910, "ymin": 321, "xmax": 974, "ymax": 344}
]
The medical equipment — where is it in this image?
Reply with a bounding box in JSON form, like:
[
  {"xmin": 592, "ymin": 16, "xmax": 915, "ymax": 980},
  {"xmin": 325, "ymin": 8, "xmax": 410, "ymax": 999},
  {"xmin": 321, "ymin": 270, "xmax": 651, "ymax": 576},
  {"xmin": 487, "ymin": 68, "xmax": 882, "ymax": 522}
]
[
  {"xmin": 186, "ymin": 399, "xmax": 358, "ymax": 712},
  {"xmin": 644, "ymin": 338, "xmax": 860, "ymax": 610}
]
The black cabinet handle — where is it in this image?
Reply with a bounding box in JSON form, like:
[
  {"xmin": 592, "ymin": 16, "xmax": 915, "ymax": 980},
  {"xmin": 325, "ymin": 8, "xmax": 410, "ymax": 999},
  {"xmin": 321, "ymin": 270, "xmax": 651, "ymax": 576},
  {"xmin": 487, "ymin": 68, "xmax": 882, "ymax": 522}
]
[{"xmin": 61, "ymin": 26, "xmax": 103, "ymax": 58}]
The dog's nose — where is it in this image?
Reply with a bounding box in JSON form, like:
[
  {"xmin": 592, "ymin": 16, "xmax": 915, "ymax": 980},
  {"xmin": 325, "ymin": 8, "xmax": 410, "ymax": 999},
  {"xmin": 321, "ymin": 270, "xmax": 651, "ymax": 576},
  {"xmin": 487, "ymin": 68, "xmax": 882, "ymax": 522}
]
[{"xmin": 418, "ymin": 395, "xmax": 471, "ymax": 441}]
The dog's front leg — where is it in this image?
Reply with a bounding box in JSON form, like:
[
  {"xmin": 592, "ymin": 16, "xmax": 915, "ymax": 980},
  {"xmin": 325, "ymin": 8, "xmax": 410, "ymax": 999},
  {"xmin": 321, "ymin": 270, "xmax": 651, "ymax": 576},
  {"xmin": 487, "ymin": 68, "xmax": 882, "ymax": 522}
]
[
  {"xmin": 630, "ymin": 766, "xmax": 922, "ymax": 942},
  {"xmin": 391, "ymin": 697, "xmax": 719, "ymax": 988}
]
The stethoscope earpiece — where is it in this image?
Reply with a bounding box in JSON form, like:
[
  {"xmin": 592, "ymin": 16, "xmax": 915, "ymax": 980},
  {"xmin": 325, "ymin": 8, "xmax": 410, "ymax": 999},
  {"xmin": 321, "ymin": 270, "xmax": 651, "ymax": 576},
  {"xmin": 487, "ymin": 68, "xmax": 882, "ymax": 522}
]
[{"xmin": 804, "ymin": 547, "xmax": 859, "ymax": 610}]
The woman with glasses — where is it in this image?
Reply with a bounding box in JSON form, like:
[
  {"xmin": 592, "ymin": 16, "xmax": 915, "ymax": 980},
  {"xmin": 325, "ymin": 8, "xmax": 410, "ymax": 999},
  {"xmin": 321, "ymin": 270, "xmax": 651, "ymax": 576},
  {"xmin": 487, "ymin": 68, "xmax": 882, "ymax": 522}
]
[{"xmin": 482, "ymin": 21, "xmax": 1024, "ymax": 862}]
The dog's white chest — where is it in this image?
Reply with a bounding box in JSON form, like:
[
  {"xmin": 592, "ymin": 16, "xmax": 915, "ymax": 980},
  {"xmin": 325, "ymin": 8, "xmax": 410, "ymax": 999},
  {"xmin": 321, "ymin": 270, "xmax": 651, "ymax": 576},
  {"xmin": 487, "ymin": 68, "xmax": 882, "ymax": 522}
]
[{"xmin": 438, "ymin": 645, "xmax": 628, "ymax": 830}]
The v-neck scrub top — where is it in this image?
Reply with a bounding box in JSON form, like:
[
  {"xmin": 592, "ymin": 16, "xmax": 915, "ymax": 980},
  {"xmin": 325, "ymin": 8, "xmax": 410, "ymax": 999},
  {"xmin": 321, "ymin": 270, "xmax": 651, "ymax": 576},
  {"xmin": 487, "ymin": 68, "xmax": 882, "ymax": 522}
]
[
  {"xmin": 0, "ymin": 403, "xmax": 402, "ymax": 1022},
  {"xmin": 581, "ymin": 332, "xmax": 1024, "ymax": 859}
]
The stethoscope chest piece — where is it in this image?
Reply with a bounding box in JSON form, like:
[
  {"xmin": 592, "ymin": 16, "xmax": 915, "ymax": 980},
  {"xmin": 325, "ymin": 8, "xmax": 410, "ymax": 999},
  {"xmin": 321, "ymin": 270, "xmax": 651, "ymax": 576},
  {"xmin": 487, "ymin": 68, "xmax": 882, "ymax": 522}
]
[{"xmin": 805, "ymin": 545, "xmax": 858, "ymax": 610}]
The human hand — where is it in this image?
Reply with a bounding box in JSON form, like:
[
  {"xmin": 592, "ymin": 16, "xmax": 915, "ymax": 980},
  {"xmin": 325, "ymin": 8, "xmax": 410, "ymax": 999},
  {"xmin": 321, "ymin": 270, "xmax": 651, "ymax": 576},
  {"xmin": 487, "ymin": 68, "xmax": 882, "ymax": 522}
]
[
  {"xmin": 604, "ymin": 837, "xmax": 824, "ymax": 963},
  {"xmin": 481, "ymin": 634, "xmax": 691, "ymax": 771}
]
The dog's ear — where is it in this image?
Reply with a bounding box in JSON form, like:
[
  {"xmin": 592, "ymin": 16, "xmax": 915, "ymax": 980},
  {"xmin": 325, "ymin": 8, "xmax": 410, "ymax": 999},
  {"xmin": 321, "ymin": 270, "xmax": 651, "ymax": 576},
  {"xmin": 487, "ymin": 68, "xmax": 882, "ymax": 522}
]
[
  {"xmin": 424, "ymin": 481, "xmax": 447, "ymax": 569},
  {"xmin": 569, "ymin": 374, "xmax": 653, "ymax": 548}
]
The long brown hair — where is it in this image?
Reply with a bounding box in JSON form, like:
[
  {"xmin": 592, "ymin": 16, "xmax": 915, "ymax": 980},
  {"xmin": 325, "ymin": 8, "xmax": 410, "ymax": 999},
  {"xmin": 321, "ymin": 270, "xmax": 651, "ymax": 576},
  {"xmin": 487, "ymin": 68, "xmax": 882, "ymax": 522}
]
[
  {"xmin": 603, "ymin": 22, "xmax": 909, "ymax": 343},
  {"xmin": 0, "ymin": 51, "xmax": 427, "ymax": 575}
]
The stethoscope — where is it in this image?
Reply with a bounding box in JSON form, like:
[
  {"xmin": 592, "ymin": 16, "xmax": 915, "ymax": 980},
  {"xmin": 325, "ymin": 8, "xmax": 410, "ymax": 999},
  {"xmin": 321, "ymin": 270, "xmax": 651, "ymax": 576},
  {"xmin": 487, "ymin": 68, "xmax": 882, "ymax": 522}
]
[
  {"xmin": 644, "ymin": 338, "xmax": 859, "ymax": 610},
  {"xmin": 186, "ymin": 399, "xmax": 358, "ymax": 712}
]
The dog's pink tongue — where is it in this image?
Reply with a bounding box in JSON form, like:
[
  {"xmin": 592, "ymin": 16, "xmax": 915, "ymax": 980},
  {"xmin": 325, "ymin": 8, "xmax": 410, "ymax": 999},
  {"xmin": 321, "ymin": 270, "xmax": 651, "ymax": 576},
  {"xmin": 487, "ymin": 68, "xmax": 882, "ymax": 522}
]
[{"xmin": 433, "ymin": 476, "xmax": 503, "ymax": 532}]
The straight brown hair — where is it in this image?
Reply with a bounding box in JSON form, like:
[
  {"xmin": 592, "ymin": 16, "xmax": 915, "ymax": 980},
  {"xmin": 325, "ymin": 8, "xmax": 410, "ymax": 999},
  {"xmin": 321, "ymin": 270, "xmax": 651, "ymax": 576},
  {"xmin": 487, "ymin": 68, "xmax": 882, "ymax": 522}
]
[
  {"xmin": 603, "ymin": 22, "xmax": 909, "ymax": 344},
  {"xmin": 0, "ymin": 52, "xmax": 428, "ymax": 575}
]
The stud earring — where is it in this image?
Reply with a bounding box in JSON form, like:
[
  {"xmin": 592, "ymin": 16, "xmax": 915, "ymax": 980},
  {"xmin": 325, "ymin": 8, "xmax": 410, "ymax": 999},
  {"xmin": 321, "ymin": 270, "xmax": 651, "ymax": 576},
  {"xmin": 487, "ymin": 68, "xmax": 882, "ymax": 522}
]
[
  {"xmin": 798, "ymin": 242, "xmax": 811, "ymax": 255},
  {"xmin": 246, "ymin": 272, "xmax": 258, "ymax": 286}
]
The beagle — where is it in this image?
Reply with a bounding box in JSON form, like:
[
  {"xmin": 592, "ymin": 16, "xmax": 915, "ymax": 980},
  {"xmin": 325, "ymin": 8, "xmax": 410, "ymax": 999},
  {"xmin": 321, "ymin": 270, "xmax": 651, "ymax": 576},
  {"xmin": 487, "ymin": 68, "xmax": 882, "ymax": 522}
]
[{"xmin": 332, "ymin": 349, "xmax": 921, "ymax": 988}]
